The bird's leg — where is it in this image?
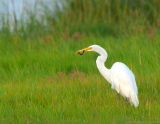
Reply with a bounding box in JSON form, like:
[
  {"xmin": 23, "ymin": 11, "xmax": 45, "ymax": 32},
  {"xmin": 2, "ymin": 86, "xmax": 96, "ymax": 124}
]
[
  {"xmin": 116, "ymin": 92, "xmax": 120, "ymax": 104},
  {"xmin": 116, "ymin": 85, "xmax": 120, "ymax": 104},
  {"xmin": 125, "ymin": 97, "xmax": 130, "ymax": 106}
]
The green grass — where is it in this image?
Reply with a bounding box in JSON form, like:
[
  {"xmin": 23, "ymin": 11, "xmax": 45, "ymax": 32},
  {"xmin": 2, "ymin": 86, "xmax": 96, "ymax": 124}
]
[
  {"xmin": 0, "ymin": 0, "xmax": 160, "ymax": 123},
  {"xmin": 0, "ymin": 34, "xmax": 160, "ymax": 123}
]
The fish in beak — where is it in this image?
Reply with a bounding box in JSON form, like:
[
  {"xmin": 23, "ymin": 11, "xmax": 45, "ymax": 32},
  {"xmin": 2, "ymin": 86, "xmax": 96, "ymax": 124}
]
[{"xmin": 76, "ymin": 47, "xmax": 92, "ymax": 55}]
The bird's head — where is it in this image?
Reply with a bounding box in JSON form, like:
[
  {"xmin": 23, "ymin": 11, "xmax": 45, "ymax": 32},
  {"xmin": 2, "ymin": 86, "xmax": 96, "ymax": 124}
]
[{"xmin": 76, "ymin": 45, "xmax": 103, "ymax": 55}]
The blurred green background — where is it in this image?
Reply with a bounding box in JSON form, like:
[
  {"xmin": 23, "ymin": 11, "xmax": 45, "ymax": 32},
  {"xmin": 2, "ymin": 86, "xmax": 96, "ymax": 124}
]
[{"xmin": 0, "ymin": 0, "xmax": 160, "ymax": 123}]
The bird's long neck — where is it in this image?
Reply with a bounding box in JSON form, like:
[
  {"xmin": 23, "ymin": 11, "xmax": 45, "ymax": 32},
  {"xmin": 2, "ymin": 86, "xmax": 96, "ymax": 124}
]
[{"xmin": 96, "ymin": 50, "xmax": 111, "ymax": 84}]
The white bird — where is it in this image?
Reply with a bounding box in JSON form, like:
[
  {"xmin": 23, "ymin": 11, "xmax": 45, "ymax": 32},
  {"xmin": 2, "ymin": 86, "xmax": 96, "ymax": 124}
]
[{"xmin": 77, "ymin": 45, "xmax": 139, "ymax": 107}]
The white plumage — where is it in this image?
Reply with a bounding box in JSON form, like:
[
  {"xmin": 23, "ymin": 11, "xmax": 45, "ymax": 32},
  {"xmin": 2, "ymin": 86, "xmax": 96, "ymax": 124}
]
[{"xmin": 77, "ymin": 45, "xmax": 139, "ymax": 107}]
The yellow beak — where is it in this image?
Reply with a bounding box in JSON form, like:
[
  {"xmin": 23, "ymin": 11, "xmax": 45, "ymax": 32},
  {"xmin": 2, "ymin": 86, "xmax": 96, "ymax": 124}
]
[{"xmin": 76, "ymin": 47, "xmax": 92, "ymax": 55}]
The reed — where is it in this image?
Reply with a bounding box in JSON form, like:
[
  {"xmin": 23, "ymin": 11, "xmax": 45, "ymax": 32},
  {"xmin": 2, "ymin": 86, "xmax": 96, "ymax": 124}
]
[{"xmin": 0, "ymin": 0, "xmax": 160, "ymax": 38}]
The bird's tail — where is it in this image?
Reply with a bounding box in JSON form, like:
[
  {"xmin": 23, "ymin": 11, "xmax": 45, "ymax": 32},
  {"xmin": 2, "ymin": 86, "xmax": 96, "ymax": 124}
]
[{"xmin": 130, "ymin": 93, "xmax": 139, "ymax": 107}]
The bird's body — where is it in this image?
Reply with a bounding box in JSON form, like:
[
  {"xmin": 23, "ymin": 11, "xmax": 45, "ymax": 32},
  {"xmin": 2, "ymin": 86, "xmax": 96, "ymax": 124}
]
[{"xmin": 77, "ymin": 45, "xmax": 139, "ymax": 107}]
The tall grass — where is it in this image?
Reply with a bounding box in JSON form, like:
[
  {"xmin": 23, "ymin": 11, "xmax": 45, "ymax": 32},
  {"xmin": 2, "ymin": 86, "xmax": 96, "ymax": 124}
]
[
  {"xmin": 0, "ymin": 33, "xmax": 159, "ymax": 81},
  {"xmin": 1, "ymin": 0, "xmax": 160, "ymax": 38},
  {"xmin": 0, "ymin": 0, "xmax": 160, "ymax": 123},
  {"xmin": 0, "ymin": 34, "xmax": 160, "ymax": 123}
]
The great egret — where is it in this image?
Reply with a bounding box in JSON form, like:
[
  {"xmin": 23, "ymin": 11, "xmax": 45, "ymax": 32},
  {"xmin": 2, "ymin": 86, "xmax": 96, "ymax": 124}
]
[{"xmin": 77, "ymin": 45, "xmax": 139, "ymax": 107}]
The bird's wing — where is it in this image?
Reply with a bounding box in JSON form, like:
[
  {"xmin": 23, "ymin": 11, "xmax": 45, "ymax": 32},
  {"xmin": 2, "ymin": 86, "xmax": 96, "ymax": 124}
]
[
  {"xmin": 110, "ymin": 62, "xmax": 138, "ymax": 95},
  {"xmin": 128, "ymin": 69, "xmax": 138, "ymax": 94}
]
